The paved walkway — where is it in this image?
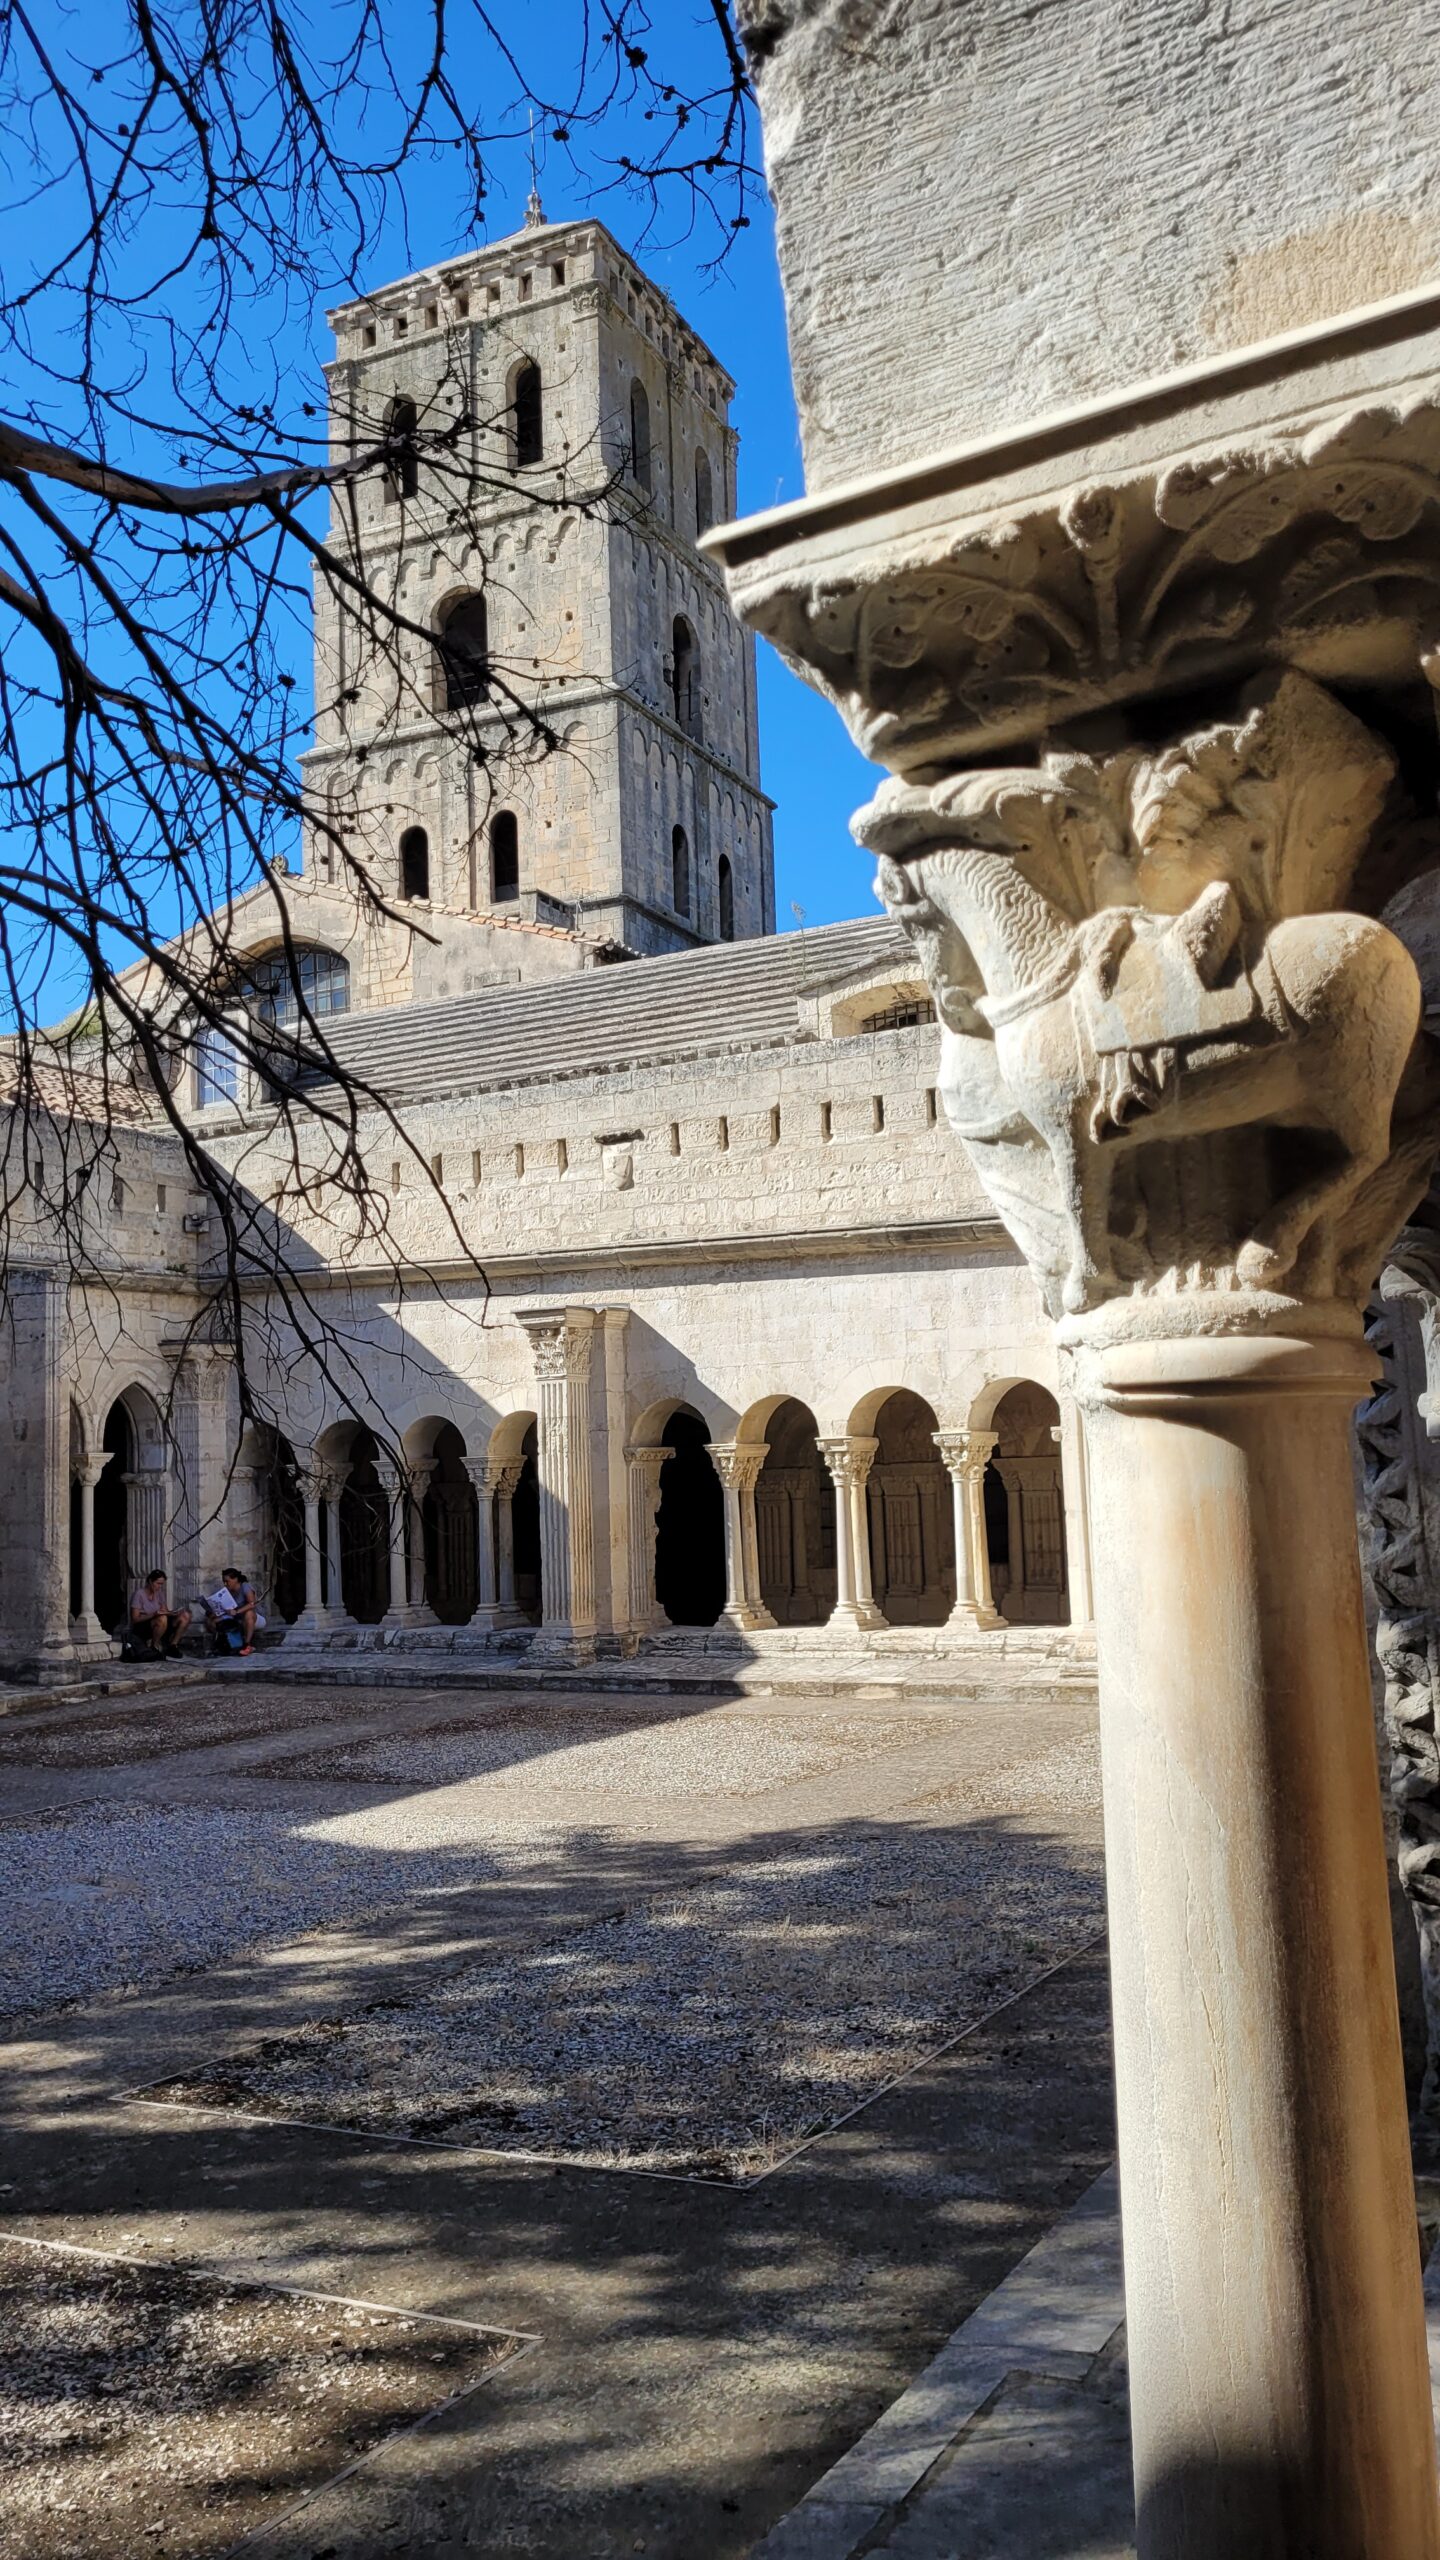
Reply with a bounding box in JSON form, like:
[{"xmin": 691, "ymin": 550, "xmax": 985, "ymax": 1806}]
[
  {"xmin": 0, "ymin": 1675, "xmax": 1111, "ymax": 2558},
  {"xmin": 752, "ymin": 2170, "xmax": 1440, "ymax": 2559}
]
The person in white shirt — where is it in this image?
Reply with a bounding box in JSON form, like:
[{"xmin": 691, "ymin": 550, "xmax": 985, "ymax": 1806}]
[{"xmin": 206, "ymin": 1566, "xmax": 265, "ymax": 1655}]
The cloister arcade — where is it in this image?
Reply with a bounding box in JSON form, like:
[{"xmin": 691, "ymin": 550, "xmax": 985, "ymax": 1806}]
[
  {"xmin": 61, "ymin": 1361, "xmax": 1071, "ymax": 1658},
  {"xmin": 64, "ymin": 1350, "xmax": 1075, "ymax": 1654}
]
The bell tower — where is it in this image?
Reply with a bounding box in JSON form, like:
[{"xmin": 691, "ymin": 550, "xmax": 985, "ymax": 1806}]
[{"xmin": 296, "ymin": 211, "xmax": 774, "ymax": 1008}]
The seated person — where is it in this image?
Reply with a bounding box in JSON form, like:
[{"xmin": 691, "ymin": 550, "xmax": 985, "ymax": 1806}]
[
  {"xmin": 205, "ymin": 1566, "xmax": 266, "ymax": 1655},
  {"xmin": 127, "ymin": 1570, "xmax": 192, "ymax": 1660}
]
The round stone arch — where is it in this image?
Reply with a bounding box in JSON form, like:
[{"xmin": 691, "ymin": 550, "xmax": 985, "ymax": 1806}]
[
  {"xmin": 969, "ymin": 1376, "xmax": 1070, "ymax": 1627},
  {"xmin": 863, "ymin": 1387, "xmax": 955, "ymax": 1626},
  {"xmin": 483, "ymin": 1404, "xmax": 542, "ymax": 1623},
  {"xmin": 90, "ymin": 1379, "xmax": 171, "ymax": 1633}
]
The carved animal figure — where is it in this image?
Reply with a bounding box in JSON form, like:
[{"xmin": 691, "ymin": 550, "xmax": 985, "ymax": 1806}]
[{"xmin": 857, "ymin": 675, "xmax": 1423, "ymax": 1315}]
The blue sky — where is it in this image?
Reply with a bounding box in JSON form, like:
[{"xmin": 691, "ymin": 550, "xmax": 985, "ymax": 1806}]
[{"xmin": 4, "ymin": 2, "xmax": 887, "ymax": 1026}]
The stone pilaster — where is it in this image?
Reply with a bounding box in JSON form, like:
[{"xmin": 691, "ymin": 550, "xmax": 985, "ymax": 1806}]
[
  {"xmin": 624, "ymin": 1446, "xmax": 670, "ymax": 1635},
  {"xmin": 517, "ymin": 1307, "xmax": 598, "ymax": 1663}
]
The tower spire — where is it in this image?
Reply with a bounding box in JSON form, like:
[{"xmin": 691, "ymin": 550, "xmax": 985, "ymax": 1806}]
[{"xmin": 524, "ymin": 110, "xmax": 545, "ymax": 228}]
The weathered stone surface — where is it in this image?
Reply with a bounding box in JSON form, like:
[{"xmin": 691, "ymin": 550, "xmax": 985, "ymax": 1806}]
[{"xmin": 737, "ymin": 0, "xmax": 1440, "ymax": 484}]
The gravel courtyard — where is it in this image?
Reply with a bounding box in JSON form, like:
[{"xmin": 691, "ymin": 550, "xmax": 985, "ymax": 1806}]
[{"xmin": 0, "ymin": 1672, "xmax": 1114, "ymax": 2558}]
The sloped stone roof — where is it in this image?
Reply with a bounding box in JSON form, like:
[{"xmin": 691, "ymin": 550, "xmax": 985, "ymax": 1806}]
[{"xmin": 312, "ymin": 914, "xmax": 911, "ymax": 1105}]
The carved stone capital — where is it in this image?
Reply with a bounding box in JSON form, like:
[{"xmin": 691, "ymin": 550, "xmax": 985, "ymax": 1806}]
[
  {"xmin": 706, "ymin": 1440, "xmax": 767, "ymax": 1493},
  {"xmin": 850, "ymin": 670, "xmax": 1439, "ymax": 1339},
  {"xmin": 815, "ymin": 1433, "xmax": 879, "ymax": 1489},
  {"xmin": 933, "ymin": 1427, "xmax": 998, "ymax": 1484},
  {"xmin": 717, "ymin": 377, "xmax": 1440, "ymax": 769},
  {"xmin": 517, "ymin": 1306, "xmax": 596, "ymax": 1385}
]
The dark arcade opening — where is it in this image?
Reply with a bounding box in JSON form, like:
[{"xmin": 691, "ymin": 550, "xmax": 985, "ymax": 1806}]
[
  {"xmin": 422, "ymin": 1423, "xmax": 478, "ymax": 1624},
  {"xmin": 512, "ymin": 1423, "xmax": 542, "ymax": 1621},
  {"xmin": 339, "ymin": 1428, "xmax": 389, "ymax": 1624},
  {"xmin": 654, "ymin": 1408, "xmax": 725, "ymax": 1627},
  {"xmin": 93, "ymin": 1400, "xmax": 133, "ymax": 1632}
]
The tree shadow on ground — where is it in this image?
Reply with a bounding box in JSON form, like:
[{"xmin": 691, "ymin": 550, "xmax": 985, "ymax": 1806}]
[{"xmin": 0, "ymin": 1693, "xmax": 1117, "ymax": 2559}]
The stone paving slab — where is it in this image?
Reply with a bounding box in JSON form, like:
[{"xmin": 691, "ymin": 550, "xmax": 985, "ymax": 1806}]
[{"xmin": 750, "ymin": 2168, "xmax": 1440, "ymax": 2560}]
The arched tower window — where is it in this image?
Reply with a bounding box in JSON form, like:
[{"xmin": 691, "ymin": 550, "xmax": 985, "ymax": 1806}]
[
  {"xmin": 629, "ymin": 379, "xmax": 652, "ymax": 490},
  {"xmin": 437, "ymin": 593, "xmax": 489, "ymax": 708},
  {"xmin": 671, "ymin": 824, "xmax": 691, "ymax": 917},
  {"xmin": 400, "ymin": 826, "xmax": 430, "ymax": 901},
  {"xmin": 384, "ymin": 395, "xmax": 418, "ymax": 502},
  {"xmin": 717, "ymin": 854, "xmax": 735, "ymax": 941},
  {"xmin": 693, "ymin": 449, "xmax": 714, "ymax": 539},
  {"xmin": 669, "ymin": 615, "xmax": 700, "ymax": 741},
  {"xmin": 511, "ymin": 360, "xmax": 543, "ymax": 468},
  {"xmin": 490, "ymin": 810, "xmax": 519, "ymax": 903}
]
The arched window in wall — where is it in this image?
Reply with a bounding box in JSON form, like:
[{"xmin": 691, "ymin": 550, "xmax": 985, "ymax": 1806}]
[
  {"xmin": 669, "ymin": 615, "xmax": 700, "ymax": 740},
  {"xmin": 511, "ymin": 360, "xmax": 543, "ymax": 468},
  {"xmin": 400, "ymin": 826, "xmax": 430, "ymax": 901},
  {"xmin": 437, "ymin": 593, "xmax": 489, "ymax": 708},
  {"xmin": 717, "ymin": 853, "xmax": 735, "ymax": 941},
  {"xmin": 245, "ymin": 946, "xmax": 350, "ymax": 1028},
  {"xmin": 194, "ymin": 1020, "xmax": 241, "ymax": 1109},
  {"xmin": 384, "ymin": 394, "xmax": 418, "ymax": 502},
  {"xmin": 490, "ymin": 810, "xmax": 519, "ymax": 903},
  {"xmin": 693, "ymin": 448, "xmax": 714, "ymax": 539},
  {"xmin": 671, "ymin": 823, "xmax": 691, "ymax": 917},
  {"xmin": 629, "ymin": 379, "xmax": 652, "ymax": 490}
]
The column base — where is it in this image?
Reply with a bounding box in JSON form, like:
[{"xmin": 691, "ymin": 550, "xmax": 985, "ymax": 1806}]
[
  {"xmin": 286, "ymin": 1607, "xmax": 347, "ymax": 1640},
  {"xmin": 944, "ymin": 1602, "xmax": 1007, "ymax": 1634},
  {"xmin": 527, "ymin": 1622, "xmax": 597, "ymax": 1666},
  {"xmin": 722, "ymin": 1601, "xmax": 778, "ymax": 1632},
  {"xmin": 828, "ymin": 1601, "xmax": 887, "ymax": 1634},
  {"xmin": 65, "ymin": 1614, "xmax": 109, "ymax": 1652}
]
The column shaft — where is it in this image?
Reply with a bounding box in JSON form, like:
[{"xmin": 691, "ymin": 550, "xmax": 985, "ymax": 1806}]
[
  {"xmin": 494, "ymin": 1460, "xmax": 523, "ymax": 1617},
  {"xmin": 935, "ymin": 1431, "xmax": 1003, "ymax": 1634},
  {"xmin": 463, "ymin": 1462, "xmax": 501, "ymax": 1629},
  {"xmin": 625, "ymin": 1449, "xmax": 668, "ymax": 1634},
  {"xmin": 1086, "ymin": 1334, "xmax": 1437, "ymax": 2560}
]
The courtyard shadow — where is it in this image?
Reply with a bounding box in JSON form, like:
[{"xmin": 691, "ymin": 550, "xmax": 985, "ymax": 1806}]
[{"xmin": 0, "ymin": 1715, "xmax": 1118, "ymax": 2558}]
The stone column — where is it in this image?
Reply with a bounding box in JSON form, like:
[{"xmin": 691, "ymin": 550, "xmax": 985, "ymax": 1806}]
[
  {"xmin": 707, "ymin": 1442, "xmax": 776, "ymax": 1631},
  {"xmin": 493, "ymin": 1457, "xmax": 525, "ymax": 1620},
  {"xmin": 69, "ymin": 1452, "xmax": 107, "ymax": 1644},
  {"xmin": 289, "ymin": 1461, "xmax": 329, "ymax": 1634},
  {"xmin": 624, "ymin": 1446, "xmax": 669, "ymax": 1634},
  {"xmin": 322, "ymin": 1480, "xmax": 346, "ymax": 1622},
  {"xmin": 848, "ymin": 1434, "xmax": 884, "ymax": 1625},
  {"xmin": 124, "ymin": 1467, "xmax": 170, "ymax": 1587},
  {"xmin": 1056, "ymin": 1390, "xmax": 1096, "ymax": 1632},
  {"xmin": 934, "ymin": 1430, "xmax": 1004, "ymax": 1632},
  {"xmin": 405, "ymin": 1457, "xmax": 439, "ymax": 1627},
  {"xmin": 461, "ymin": 1457, "xmax": 503, "ymax": 1631},
  {"xmin": 815, "ymin": 1437, "xmax": 886, "ymax": 1633},
  {"xmin": 711, "ymin": 131, "xmax": 1440, "ymax": 2532},
  {"xmin": 516, "ymin": 1308, "xmax": 598, "ymax": 1663},
  {"xmin": 373, "ymin": 1459, "xmax": 410, "ymax": 1628}
]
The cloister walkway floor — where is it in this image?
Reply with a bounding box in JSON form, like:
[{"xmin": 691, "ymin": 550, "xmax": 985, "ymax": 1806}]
[{"xmin": 0, "ymin": 1673, "xmax": 1112, "ymax": 2559}]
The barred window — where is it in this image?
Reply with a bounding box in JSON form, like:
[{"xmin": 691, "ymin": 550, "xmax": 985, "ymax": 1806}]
[{"xmin": 861, "ymin": 995, "xmax": 936, "ymax": 1035}]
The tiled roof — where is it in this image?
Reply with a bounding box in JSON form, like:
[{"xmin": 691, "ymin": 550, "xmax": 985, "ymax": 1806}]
[
  {"xmin": 310, "ymin": 915, "xmax": 912, "ymax": 1107},
  {"xmin": 0, "ymin": 1048, "xmax": 155, "ymax": 1126}
]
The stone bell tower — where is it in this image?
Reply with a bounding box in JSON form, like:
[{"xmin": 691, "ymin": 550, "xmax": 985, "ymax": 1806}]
[{"xmin": 296, "ymin": 207, "xmax": 774, "ymax": 1007}]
